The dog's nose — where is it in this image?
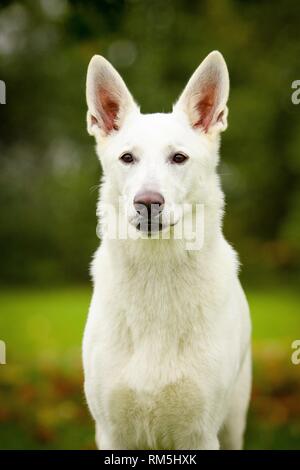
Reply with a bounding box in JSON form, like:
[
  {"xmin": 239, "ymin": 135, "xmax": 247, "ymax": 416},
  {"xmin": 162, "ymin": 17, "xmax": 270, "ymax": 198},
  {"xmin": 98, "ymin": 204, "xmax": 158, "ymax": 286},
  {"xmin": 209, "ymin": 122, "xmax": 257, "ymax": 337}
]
[{"xmin": 134, "ymin": 191, "xmax": 165, "ymax": 216}]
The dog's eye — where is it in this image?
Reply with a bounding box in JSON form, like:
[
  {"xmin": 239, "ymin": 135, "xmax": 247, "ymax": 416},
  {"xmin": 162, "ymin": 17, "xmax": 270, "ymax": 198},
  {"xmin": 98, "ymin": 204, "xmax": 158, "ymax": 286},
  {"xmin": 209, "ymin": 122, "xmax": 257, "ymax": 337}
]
[
  {"xmin": 171, "ymin": 153, "xmax": 189, "ymax": 164},
  {"xmin": 120, "ymin": 153, "xmax": 135, "ymax": 164}
]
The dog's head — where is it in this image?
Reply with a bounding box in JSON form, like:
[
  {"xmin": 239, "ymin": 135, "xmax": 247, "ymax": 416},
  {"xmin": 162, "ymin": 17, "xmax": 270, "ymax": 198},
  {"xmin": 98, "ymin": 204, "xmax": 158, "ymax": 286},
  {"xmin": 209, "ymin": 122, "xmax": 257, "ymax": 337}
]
[{"xmin": 86, "ymin": 51, "xmax": 229, "ymax": 237}]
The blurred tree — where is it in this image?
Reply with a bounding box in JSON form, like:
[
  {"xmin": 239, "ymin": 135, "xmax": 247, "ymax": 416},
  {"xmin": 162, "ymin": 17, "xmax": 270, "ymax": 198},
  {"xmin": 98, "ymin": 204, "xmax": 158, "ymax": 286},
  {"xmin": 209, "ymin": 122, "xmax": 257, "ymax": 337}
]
[{"xmin": 0, "ymin": 0, "xmax": 300, "ymax": 284}]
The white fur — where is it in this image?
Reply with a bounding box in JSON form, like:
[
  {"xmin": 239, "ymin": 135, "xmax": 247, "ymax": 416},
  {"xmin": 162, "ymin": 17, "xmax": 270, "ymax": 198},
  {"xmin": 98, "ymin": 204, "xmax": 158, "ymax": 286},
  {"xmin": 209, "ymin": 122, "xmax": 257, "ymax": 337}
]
[{"xmin": 83, "ymin": 51, "xmax": 252, "ymax": 450}]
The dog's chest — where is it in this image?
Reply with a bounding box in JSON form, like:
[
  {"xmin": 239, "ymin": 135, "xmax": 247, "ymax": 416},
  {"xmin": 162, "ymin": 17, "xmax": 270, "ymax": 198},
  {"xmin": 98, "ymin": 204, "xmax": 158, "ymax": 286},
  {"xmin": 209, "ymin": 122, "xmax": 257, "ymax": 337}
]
[
  {"xmin": 108, "ymin": 378, "xmax": 204, "ymax": 450},
  {"xmin": 86, "ymin": 290, "xmax": 228, "ymax": 447}
]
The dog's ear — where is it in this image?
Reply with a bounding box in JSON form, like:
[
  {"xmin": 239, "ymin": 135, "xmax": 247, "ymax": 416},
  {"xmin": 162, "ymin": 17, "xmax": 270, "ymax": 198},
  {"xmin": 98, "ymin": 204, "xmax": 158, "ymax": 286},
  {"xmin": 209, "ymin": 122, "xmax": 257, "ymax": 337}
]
[
  {"xmin": 86, "ymin": 55, "xmax": 139, "ymax": 137},
  {"xmin": 173, "ymin": 51, "xmax": 229, "ymax": 134}
]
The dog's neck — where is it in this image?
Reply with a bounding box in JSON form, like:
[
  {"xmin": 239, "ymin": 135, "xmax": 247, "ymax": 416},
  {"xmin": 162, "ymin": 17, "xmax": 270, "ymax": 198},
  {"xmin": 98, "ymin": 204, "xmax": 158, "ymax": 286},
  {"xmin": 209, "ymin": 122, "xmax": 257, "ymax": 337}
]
[
  {"xmin": 96, "ymin": 212, "xmax": 238, "ymax": 344},
  {"xmin": 93, "ymin": 186, "xmax": 238, "ymax": 337}
]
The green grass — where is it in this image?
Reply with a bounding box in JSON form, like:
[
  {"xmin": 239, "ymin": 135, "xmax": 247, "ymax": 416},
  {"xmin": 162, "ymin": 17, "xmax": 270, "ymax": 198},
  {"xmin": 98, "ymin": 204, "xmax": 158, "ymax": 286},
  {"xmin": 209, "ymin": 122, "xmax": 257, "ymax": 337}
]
[
  {"xmin": 0, "ymin": 285, "xmax": 300, "ymax": 449},
  {"xmin": 247, "ymin": 288, "xmax": 300, "ymax": 342},
  {"xmin": 0, "ymin": 286, "xmax": 91, "ymax": 362},
  {"xmin": 0, "ymin": 285, "xmax": 299, "ymax": 358}
]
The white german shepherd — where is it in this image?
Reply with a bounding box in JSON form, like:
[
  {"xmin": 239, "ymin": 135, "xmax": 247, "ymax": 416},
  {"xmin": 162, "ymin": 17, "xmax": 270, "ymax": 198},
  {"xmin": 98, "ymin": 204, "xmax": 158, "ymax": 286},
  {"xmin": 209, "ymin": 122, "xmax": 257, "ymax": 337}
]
[{"xmin": 83, "ymin": 51, "xmax": 252, "ymax": 450}]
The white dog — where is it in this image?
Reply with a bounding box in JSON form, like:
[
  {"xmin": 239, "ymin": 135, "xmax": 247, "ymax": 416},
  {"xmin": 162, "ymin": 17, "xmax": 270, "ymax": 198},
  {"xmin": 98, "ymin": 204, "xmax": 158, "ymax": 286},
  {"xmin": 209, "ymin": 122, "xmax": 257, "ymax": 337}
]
[{"xmin": 83, "ymin": 51, "xmax": 252, "ymax": 450}]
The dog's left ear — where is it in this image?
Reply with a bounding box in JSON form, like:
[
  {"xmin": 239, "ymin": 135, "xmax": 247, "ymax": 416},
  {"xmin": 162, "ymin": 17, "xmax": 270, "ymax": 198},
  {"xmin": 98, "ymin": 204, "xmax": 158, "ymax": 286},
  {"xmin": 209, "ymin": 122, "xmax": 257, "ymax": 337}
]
[{"xmin": 173, "ymin": 51, "xmax": 229, "ymax": 134}]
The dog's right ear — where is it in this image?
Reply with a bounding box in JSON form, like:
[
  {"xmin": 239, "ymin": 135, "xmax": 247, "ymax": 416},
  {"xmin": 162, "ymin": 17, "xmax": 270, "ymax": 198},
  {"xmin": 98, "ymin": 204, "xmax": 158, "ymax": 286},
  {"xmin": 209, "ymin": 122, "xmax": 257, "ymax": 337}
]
[{"xmin": 86, "ymin": 55, "xmax": 139, "ymax": 137}]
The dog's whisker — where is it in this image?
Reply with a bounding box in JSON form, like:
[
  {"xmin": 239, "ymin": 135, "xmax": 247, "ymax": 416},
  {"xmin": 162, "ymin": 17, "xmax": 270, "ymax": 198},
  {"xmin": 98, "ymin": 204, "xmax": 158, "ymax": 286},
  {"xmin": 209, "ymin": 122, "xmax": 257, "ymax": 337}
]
[{"xmin": 89, "ymin": 184, "xmax": 100, "ymax": 193}]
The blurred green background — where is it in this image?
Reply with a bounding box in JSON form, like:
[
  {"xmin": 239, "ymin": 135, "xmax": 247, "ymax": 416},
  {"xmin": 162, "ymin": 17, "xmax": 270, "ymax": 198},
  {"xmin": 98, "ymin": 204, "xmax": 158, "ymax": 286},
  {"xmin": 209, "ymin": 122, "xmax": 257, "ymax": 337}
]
[{"xmin": 0, "ymin": 0, "xmax": 300, "ymax": 449}]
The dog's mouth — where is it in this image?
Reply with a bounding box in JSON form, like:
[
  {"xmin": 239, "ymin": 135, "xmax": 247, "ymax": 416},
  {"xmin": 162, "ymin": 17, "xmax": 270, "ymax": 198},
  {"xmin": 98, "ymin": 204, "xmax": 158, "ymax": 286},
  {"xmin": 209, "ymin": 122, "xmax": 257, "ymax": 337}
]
[
  {"xmin": 128, "ymin": 207, "xmax": 180, "ymax": 236},
  {"xmin": 133, "ymin": 217, "xmax": 177, "ymax": 235},
  {"xmin": 136, "ymin": 220, "xmax": 163, "ymax": 233}
]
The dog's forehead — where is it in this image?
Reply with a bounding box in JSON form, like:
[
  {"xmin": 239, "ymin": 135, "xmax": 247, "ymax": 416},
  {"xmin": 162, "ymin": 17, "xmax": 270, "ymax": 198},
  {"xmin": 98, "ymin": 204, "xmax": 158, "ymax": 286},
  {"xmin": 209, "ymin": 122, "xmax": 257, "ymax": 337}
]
[
  {"xmin": 134, "ymin": 112, "xmax": 184, "ymax": 134},
  {"xmin": 108, "ymin": 111, "xmax": 209, "ymax": 159},
  {"xmin": 122, "ymin": 112, "xmax": 193, "ymax": 147}
]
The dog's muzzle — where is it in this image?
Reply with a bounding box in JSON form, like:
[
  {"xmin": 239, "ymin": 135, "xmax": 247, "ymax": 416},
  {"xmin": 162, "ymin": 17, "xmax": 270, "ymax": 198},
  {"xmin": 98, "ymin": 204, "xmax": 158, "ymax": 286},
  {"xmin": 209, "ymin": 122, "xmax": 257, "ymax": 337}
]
[{"xmin": 133, "ymin": 191, "xmax": 165, "ymax": 233}]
